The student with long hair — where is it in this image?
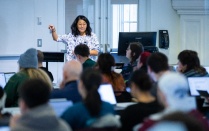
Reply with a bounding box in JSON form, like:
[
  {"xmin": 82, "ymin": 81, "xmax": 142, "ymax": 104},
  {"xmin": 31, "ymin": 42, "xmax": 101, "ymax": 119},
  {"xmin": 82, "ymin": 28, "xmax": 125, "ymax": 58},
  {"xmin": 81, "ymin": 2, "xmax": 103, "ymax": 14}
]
[
  {"xmin": 61, "ymin": 69, "xmax": 119, "ymax": 130},
  {"xmin": 96, "ymin": 53, "xmax": 131, "ymax": 102},
  {"xmin": 121, "ymin": 42, "xmax": 144, "ymax": 84},
  {"xmin": 177, "ymin": 50, "xmax": 208, "ymax": 77},
  {"xmin": 120, "ymin": 70, "xmax": 163, "ymax": 131},
  {"xmin": 96, "ymin": 53, "xmax": 125, "ymax": 92}
]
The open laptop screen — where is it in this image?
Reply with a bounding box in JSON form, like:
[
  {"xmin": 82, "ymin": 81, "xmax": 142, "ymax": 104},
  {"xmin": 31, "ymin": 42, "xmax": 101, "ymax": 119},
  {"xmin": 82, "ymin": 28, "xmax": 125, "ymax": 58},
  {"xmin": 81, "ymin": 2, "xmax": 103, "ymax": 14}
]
[
  {"xmin": 4, "ymin": 72, "xmax": 15, "ymax": 83},
  {"xmin": 0, "ymin": 72, "xmax": 6, "ymax": 88},
  {"xmin": 188, "ymin": 77, "xmax": 209, "ymax": 96},
  {"xmin": 204, "ymin": 66, "xmax": 209, "ymax": 74},
  {"xmin": 98, "ymin": 84, "xmax": 117, "ymax": 105},
  {"xmin": 49, "ymin": 100, "xmax": 73, "ymax": 116}
]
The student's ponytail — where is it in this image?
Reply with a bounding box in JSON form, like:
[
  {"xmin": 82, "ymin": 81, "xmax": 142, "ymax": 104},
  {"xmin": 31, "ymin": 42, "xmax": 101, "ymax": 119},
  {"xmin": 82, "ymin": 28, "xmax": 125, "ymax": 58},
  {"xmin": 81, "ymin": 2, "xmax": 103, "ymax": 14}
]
[{"xmin": 81, "ymin": 69, "xmax": 102, "ymax": 116}]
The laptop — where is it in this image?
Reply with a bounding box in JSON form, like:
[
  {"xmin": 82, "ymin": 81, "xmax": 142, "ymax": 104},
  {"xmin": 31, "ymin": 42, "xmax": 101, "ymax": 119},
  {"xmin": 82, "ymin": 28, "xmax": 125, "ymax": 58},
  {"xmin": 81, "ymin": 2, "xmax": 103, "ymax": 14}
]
[
  {"xmin": 188, "ymin": 77, "xmax": 209, "ymax": 96},
  {"xmin": 204, "ymin": 66, "xmax": 209, "ymax": 74},
  {"xmin": 4, "ymin": 72, "xmax": 15, "ymax": 83},
  {"xmin": 98, "ymin": 84, "xmax": 117, "ymax": 105},
  {"xmin": 0, "ymin": 72, "xmax": 6, "ymax": 88},
  {"xmin": 49, "ymin": 99, "xmax": 73, "ymax": 116},
  {"xmin": 0, "ymin": 126, "xmax": 10, "ymax": 131},
  {"xmin": 98, "ymin": 84, "xmax": 136, "ymax": 110}
]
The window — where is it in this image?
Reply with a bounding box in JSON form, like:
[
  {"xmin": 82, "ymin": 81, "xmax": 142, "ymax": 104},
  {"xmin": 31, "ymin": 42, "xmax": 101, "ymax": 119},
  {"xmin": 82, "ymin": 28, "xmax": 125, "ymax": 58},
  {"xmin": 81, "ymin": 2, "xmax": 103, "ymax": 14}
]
[{"xmin": 112, "ymin": 4, "xmax": 138, "ymax": 49}]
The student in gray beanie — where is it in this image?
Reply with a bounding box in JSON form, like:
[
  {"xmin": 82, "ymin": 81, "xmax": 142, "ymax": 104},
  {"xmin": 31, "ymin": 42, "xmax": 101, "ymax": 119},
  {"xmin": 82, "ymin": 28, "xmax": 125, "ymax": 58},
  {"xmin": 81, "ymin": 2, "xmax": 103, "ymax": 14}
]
[
  {"xmin": 18, "ymin": 48, "xmax": 38, "ymax": 69},
  {"xmin": 4, "ymin": 48, "xmax": 52, "ymax": 107}
]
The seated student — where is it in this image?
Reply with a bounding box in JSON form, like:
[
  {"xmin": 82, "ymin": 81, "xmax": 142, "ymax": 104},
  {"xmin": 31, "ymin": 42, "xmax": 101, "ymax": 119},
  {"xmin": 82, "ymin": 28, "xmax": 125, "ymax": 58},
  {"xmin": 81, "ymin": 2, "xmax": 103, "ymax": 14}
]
[
  {"xmin": 177, "ymin": 50, "xmax": 208, "ymax": 77},
  {"xmin": 121, "ymin": 42, "xmax": 144, "ymax": 84},
  {"xmin": 147, "ymin": 52, "xmax": 170, "ymax": 98},
  {"xmin": 96, "ymin": 53, "xmax": 131, "ymax": 102},
  {"xmin": 61, "ymin": 69, "xmax": 120, "ymax": 130},
  {"xmin": 4, "ymin": 48, "xmax": 52, "ymax": 107},
  {"xmin": 137, "ymin": 51, "xmax": 151, "ymax": 72},
  {"xmin": 37, "ymin": 50, "xmax": 54, "ymax": 82},
  {"xmin": 177, "ymin": 50, "xmax": 209, "ymax": 115},
  {"xmin": 10, "ymin": 79, "xmax": 71, "ymax": 131},
  {"xmin": 0, "ymin": 86, "xmax": 11, "ymax": 126},
  {"xmin": 120, "ymin": 70, "xmax": 163, "ymax": 131},
  {"xmin": 137, "ymin": 72, "xmax": 209, "ymax": 131},
  {"xmin": 50, "ymin": 60, "xmax": 82, "ymax": 103},
  {"xmin": 74, "ymin": 44, "xmax": 96, "ymax": 70}
]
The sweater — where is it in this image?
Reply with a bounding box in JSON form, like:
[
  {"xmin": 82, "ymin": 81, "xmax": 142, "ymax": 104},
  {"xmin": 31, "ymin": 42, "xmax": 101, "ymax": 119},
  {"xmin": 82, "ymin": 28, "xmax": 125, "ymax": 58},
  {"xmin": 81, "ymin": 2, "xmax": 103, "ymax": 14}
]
[
  {"xmin": 120, "ymin": 100, "xmax": 163, "ymax": 131},
  {"xmin": 83, "ymin": 58, "xmax": 96, "ymax": 70},
  {"xmin": 61, "ymin": 101, "xmax": 115, "ymax": 130},
  {"xmin": 50, "ymin": 81, "xmax": 82, "ymax": 103},
  {"xmin": 11, "ymin": 104, "xmax": 71, "ymax": 131},
  {"xmin": 4, "ymin": 72, "xmax": 29, "ymax": 107}
]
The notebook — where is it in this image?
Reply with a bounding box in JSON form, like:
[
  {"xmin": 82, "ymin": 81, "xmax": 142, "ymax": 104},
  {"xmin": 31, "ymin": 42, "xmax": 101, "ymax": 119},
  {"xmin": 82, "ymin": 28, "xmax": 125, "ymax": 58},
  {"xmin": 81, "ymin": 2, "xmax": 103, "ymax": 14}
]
[
  {"xmin": 188, "ymin": 77, "xmax": 209, "ymax": 96},
  {"xmin": 0, "ymin": 72, "xmax": 6, "ymax": 88},
  {"xmin": 4, "ymin": 72, "xmax": 15, "ymax": 83}
]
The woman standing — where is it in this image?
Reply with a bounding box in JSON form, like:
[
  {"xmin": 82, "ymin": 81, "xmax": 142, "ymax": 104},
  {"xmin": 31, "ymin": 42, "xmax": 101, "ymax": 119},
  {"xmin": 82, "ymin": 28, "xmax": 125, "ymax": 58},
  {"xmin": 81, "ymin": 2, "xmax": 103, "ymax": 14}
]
[{"xmin": 49, "ymin": 15, "xmax": 100, "ymax": 61}]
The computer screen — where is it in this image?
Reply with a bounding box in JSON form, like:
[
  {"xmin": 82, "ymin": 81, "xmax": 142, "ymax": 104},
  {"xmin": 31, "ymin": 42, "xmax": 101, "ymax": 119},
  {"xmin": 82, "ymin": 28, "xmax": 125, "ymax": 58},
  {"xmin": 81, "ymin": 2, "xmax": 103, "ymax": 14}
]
[
  {"xmin": 188, "ymin": 77, "xmax": 209, "ymax": 96},
  {"xmin": 4, "ymin": 72, "xmax": 15, "ymax": 83},
  {"xmin": 204, "ymin": 66, "xmax": 209, "ymax": 74},
  {"xmin": 98, "ymin": 84, "xmax": 117, "ymax": 105},
  {"xmin": 49, "ymin": 100, "xmax": 73, "ymax": 116},
  {"xmin": 0, "ymin": 126, "xmax": 10, "ymax": 131},
  {"xmin": 118, "ymin": 32, "xmax": 157, "ymax": 56}
]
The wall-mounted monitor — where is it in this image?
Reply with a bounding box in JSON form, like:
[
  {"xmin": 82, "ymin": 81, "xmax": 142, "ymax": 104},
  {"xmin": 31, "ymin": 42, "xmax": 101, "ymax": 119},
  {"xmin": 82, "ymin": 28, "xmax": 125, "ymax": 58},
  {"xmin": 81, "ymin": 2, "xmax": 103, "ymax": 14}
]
[{"xmin": 117, "ymin": 32, "xmax": 157, "ymax": 56}]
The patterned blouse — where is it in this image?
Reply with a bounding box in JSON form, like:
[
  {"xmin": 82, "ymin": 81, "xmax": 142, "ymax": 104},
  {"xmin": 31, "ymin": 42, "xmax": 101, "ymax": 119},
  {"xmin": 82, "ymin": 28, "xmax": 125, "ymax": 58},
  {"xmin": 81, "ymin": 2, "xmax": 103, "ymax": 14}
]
[{"xmin": 57, "ymin": 32, "xmax": 100, "ymax": 61}]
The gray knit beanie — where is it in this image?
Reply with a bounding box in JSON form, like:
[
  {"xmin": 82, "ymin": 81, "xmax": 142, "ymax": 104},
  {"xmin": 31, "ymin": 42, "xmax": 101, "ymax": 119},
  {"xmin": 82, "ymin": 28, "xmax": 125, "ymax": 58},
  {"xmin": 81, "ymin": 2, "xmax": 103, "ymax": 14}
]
[{"xmin": 18, "ymin": 48, "xmax": 38, "ymax": 69}]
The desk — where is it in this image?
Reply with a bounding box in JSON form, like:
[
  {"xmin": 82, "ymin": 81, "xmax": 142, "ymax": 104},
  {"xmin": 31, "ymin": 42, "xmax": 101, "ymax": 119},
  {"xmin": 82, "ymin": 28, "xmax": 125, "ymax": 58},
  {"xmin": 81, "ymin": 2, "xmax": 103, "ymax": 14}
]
[{"xmin": 2, "ymin": 107, "xmax": 20, "ymax": 115}]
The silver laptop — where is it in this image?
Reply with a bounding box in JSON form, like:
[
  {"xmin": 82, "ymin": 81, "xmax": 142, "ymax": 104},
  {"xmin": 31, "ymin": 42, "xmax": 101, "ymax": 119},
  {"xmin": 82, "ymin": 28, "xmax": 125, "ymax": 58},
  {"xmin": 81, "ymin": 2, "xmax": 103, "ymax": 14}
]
[
  {"xmin": 0, "ymin": 72, "xmax": 6, "ymax": 88},
  {"xmin": 188, "ymin": 77, "xmax": 209, "ymax": 96}
]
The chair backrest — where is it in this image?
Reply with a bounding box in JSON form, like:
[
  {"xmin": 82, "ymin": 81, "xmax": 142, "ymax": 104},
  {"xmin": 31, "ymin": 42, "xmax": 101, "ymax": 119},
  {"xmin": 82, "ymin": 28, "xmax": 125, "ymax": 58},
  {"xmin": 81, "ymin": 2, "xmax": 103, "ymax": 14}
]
[{"xmin": 114, "ymin": 91, "xmax": 132, "ymax": 103}]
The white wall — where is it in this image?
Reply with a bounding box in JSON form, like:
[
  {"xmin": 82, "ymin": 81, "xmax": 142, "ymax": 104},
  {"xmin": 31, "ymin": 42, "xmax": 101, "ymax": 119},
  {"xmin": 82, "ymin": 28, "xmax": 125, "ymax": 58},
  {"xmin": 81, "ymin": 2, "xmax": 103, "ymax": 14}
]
[
  {"xmin": 0, "ymin": 0, "xmax": 65, "ymax": 83},
  {"xmin": 148, "ymin": 0, "xmax": 180, "ymax": 64},
  {"xmin": 172, "ymin": 0, "xmax": 209, "ymax": 66},
  {"xmin": 2, "ymin": 0, "xmax": 207, "ymax": 82},
  {"xmin": 65, "ymin": 0, "xmax": 83, "ymax": 33}
]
